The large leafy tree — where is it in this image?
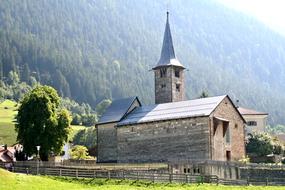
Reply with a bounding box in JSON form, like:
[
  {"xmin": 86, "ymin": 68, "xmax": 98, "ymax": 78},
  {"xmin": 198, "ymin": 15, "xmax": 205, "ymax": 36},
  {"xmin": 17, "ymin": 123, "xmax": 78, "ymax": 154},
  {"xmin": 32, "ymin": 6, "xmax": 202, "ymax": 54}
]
[
  {"xmin": 16, "ymin": 85, "xmax": 71, "ymax": 161},
  {"xmin": 246, "ymin": 133, "xmax": 284, "ymax": 157}
]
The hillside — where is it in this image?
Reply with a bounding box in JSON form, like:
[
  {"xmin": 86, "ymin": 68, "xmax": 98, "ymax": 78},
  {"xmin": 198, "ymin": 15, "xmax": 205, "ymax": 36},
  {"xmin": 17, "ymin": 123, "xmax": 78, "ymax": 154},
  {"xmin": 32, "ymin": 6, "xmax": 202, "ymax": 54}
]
[
  {"xmin": 0, "ymin": 100, "xmax": 17, "ymax": 145},
  {"xmin": 1, "ymin": 0, "xmax": 285, "ymax": 124}
]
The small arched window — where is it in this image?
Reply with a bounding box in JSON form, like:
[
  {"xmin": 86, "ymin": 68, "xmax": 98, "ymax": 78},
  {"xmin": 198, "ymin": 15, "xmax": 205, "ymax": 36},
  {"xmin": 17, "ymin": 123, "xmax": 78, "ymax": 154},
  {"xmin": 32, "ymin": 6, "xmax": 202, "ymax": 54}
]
[
  {"xmin": 175, "ymin": 69, "xmax": 180, "ymax": 78},
  {"xmin": 160, "ymin": 68, "xmax": 167, "ymax": 77}
]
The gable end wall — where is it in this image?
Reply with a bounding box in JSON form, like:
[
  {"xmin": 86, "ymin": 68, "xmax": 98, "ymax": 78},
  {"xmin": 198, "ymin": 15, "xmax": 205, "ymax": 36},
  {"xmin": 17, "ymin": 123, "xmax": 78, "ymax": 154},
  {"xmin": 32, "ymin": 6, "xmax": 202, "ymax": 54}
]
[
  {"xmin": 210, "ymin": 97, "xmax": 246, "ymax": 161},
  {"xmin": 97, "ymin": 122, "xmax": 117, "ymax": 162}
]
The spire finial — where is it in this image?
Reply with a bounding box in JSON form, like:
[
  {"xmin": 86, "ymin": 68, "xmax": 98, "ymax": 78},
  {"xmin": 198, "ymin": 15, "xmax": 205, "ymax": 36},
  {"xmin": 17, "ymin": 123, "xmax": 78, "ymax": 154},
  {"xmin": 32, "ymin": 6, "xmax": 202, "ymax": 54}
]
[
  {"xmin": 152, "ymin": 11, "xmax": 185, "ymax": 70},
  {"xmin": 166, "ymin": 11, "xmax": 169, "ymax": 20}
]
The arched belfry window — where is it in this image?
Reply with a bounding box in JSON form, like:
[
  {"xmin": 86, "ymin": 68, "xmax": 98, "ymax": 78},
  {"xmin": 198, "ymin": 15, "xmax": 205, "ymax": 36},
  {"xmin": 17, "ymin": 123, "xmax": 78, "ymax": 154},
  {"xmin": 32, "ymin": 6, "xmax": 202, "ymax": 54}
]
[
  {"xmin": 175, "ymin": 68, "xmax": 180, "ymax": 78},
  {"xmin": 160, "ymin": 68, "xmax": 167, "ymax": 77}
]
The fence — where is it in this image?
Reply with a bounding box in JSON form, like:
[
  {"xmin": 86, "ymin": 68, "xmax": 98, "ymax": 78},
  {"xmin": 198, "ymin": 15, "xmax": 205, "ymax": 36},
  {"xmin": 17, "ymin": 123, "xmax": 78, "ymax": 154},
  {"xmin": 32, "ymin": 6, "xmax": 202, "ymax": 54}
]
[
  {"xmin": 12, "ymin": 161, "xmax": 168, "ymax": 171},
  {"xmin": 2, "ymin": 161, "xmax": 285, "ymax": 186},
  {"xmin": 2, "ymin": 164, "xmax": 285, "ymax": 186},
  {"xmin": 5, "ymin": 166, "xmax": 219, "ymax": 184}
]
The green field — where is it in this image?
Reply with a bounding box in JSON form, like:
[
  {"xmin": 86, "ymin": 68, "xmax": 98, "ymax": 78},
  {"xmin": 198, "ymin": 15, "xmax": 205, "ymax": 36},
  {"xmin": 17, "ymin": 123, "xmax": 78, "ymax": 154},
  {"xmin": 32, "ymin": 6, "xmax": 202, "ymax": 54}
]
[
  {"xmin": 0, "ymin": 99, "xmax": 86, "ymax": 146},
  {"xmin": 0, "ymin": 169, "xmax": 284, "ymax": 190},
  {"xmin": 0, "ymin": 100, "xmax": 18, "ymax": 146}
]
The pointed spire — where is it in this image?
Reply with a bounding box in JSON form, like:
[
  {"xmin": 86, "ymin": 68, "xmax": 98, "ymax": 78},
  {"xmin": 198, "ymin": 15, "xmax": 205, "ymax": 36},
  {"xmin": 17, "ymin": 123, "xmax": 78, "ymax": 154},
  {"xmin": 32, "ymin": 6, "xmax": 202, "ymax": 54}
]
[{"xmin": 153, "ymin": 12, "xmax": 184, "ymax": 70}]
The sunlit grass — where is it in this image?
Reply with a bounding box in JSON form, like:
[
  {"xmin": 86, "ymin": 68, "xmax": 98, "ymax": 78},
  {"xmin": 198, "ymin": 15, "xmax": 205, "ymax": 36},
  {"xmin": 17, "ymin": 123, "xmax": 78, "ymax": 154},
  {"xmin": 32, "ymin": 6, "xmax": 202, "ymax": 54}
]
[
  {"xmin": 1, "ymin": 169, "xmax": 284, "ymax": 190},
  {"xmin": 0, "ymin": 100, "xmax": 18, "ymax": 145}
]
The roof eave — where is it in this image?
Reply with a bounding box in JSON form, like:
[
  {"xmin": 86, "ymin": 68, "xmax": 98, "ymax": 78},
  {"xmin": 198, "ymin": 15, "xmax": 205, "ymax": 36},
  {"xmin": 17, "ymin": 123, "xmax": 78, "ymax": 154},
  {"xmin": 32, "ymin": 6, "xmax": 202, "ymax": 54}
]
[
  {"xmin": 152, "ymin": 64, "xmax": 186, "ymax": 70},
  {"xmin": 117, "ymin": 114, "xmax": 209, "ymax": 127}
]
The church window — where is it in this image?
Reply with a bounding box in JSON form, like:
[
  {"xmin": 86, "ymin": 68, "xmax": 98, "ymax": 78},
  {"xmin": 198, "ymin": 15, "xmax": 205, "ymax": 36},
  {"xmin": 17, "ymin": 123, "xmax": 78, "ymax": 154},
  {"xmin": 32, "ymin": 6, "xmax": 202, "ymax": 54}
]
[
  {"xmin": 247, "ymin": 121, "xmax": 257, "ymax": 126},
  {"xmin": 175, "ymin": 69, "xmax": 180, "ymax": 78},
  {"xmin": 222, "ymin": 121, "xmax": 230, "ymax": 144},
  {"xmin": 225, "ymin": 127, "xmax": 230, "ymax": 144},
  {"xmin": 161, "ymin": 84, "xmax": 166, "ymax": 88},
  {"xmin": 176, "ymin": 84, "xmax": 180, "ymax": 92},
  {"xmin": 160, "ymin": 68, "xmax": 167, "ymax": 77}
]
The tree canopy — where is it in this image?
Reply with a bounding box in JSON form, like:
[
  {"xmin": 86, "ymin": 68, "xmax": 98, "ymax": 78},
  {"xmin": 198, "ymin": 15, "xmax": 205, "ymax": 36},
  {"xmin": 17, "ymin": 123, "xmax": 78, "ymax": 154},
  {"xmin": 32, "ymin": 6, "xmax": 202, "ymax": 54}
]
[
  {"xmin": 246, "ymin": 133, "xmax": 284, "ymax": 157},
  {"xmin": 70, "ymin": 145, "xmax": 92, "ymax": 160},
  {"xmin": 15, "ymin": 85, "xmax": 71, "ymax": 161},
  {"xmin": 95, "ymin": 99, "xmax": 112, "ymax": 118},
  {"xmin": 2, "ymin": 0, "xmax": 285, "ymax": 126}
]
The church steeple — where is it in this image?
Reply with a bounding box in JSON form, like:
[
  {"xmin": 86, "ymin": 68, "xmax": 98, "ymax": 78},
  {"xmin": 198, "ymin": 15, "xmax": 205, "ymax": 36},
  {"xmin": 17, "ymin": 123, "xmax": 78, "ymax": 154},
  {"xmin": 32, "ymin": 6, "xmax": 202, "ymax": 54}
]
[
  {"xmin": 153, "ymin": 12, "xmax": 185, "ymax": 70},
  {"xmin": 153, "ymin": 12, "xmax": 186, "ymax": 104}
]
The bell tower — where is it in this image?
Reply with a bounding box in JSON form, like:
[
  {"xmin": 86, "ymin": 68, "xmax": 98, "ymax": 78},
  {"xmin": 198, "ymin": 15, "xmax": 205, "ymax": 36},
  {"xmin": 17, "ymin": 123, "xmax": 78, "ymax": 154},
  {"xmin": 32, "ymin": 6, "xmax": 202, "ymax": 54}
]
[{"xmin": 153, "ymin": 12, "xmax": 185, "ymax": 104}]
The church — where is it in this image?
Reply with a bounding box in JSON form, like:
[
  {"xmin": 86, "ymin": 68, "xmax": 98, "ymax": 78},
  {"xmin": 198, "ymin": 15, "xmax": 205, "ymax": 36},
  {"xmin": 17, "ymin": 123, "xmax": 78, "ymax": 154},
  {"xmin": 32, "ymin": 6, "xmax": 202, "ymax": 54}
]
[{"xmin": 96, "ymin": 12, "xmax": 246, "ymax": 163}]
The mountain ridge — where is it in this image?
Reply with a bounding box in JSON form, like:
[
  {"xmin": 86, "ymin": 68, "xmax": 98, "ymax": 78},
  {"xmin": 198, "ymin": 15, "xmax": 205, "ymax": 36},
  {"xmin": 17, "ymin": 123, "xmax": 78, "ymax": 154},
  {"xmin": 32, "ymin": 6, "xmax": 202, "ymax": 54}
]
[{"xmin": 1, "ymin": 0, "xmax": 285, "ymax": 124}]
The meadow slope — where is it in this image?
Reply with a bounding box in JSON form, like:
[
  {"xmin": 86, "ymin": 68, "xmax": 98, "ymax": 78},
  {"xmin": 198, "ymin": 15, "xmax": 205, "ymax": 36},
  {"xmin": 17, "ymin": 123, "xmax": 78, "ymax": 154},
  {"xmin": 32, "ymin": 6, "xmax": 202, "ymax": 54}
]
[
  {"xmin": 0, "ymin": 169, "xmax": 284, "ymax": 190},
  {"xmin": 0, "ymin": 100, "xmax": 17, "ymax": 145}
]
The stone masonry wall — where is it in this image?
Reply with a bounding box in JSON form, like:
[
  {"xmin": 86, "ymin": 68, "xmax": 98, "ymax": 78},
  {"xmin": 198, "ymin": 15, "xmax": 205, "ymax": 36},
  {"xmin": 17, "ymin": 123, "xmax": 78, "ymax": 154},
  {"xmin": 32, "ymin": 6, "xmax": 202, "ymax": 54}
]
[
  {"xmin": 117, "ymin": 117, "xmax": 210, "ymax": 163},
  {"xmin": 154, "ymin": 66, "xmax": 185, "ymax": 104},
  {"xmin": 97, "ymin": 122, "xmax": 117, "ymax": 162},
  {"xmin": 211, "ymin": 97, "xmax": 246, "ymax": 161},
  {"xmin": 171, "ymin": 67, "xmax": 185, "ymax": 102}
]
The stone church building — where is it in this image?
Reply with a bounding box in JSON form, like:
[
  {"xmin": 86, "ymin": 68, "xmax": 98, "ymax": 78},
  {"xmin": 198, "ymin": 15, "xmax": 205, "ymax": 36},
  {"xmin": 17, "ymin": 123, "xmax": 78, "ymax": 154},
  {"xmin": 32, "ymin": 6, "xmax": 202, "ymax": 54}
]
[{"xmin": 97, "ymin": 12, "xmax": 246, "ymax": 163}]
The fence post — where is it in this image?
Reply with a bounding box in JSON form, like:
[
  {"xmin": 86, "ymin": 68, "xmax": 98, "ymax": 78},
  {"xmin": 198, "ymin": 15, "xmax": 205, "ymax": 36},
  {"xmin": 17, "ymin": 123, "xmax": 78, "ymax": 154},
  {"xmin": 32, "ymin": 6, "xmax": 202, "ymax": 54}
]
[
  {"xmin": 185, "ymin": 174, "xmax": 188, "ymax": 184},
  {"xmin": 247, "ymin": 177, "xmax": 249, "ymax": 186},
  {"xmin": 108, "ymin": 171, "xmax": 110, "ymax": 179},
  {"xmin": 59, "ymin": 168, "xmax": 62, "ymax": 176},
  {"xmin": 76, "ymin": 169, "xmax": 78, "ymax": 178},
  {"xmin": 266, "ymin": 177, "xmax": 268, "ymax": 186},
  {"xmin": 169, "ymin": 173, "xmax": 172, "ymax": 183},
  {"xmin": 12, "ymin": 167, "xmax": 14, "ymax": 173},
  {"xmin": 26, "ymin": 167, "xmax": 29, "ymax": 175},
  {"xmin": 136, "ymin": 171, "xmax": 139, "ymax": 181},
  {"xmin": 93, "ymin": 170, "xmax": 96, "ymax": 178},
  {"xmin": 152, "ymin": 173, "xmax": 155, "ymax": 183}
]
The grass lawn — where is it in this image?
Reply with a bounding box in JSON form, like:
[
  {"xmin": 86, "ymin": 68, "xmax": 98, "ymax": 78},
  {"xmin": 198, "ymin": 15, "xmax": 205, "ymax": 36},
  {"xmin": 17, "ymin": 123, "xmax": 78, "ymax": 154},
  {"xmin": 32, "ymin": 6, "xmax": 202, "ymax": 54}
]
[
  {"xmin": 0, "ymin": 100, "xmax": 18, "ymax": 145},
  {"xmin": 0, "ymin": 169, "xmax": 284, "ymax": 190}
]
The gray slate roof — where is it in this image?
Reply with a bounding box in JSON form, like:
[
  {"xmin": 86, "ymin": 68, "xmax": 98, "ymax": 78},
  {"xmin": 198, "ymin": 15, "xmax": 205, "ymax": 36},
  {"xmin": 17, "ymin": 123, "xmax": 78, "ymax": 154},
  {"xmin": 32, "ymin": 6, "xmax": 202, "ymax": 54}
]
[
  {"xmin": 117, "ymin": 95, "xmax": 227, "ymax": 126},
  {"xmin": 153, "ymin": 12, "xmax": 185, "ymax": 70},
  {"xmin": 97, "ymin": 97, "xmax": 140, "ymax": 124}
]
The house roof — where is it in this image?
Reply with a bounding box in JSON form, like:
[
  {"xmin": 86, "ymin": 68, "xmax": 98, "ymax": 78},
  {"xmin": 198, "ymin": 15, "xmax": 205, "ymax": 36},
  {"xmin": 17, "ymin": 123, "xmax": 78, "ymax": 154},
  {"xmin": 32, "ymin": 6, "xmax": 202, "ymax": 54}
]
[
  {"xmin": 152, "ymin": 12, "xmax": 185, "ymax": 70},
  {"xmin": 0, "ymin": 146, "xmax": 15, "ymax": 162},
  {"xmin": 117, "ymin": 95, "xmax": 227, "ymax": 126},
  {"xmin": 238, "ymin": 107, "xmax": 268, "ymax": 115},
  {"xmin": 97, "ymin": 97, "xmax": 141, "ymax": 125}
]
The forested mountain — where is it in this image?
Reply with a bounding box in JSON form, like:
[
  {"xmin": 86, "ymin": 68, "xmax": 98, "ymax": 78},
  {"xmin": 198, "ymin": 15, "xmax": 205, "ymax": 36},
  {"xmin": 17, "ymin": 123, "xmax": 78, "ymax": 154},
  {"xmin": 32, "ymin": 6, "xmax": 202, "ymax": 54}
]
[{"xmin": 1, "ymin": 0, "xmax": 285, "ymax": 124}]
